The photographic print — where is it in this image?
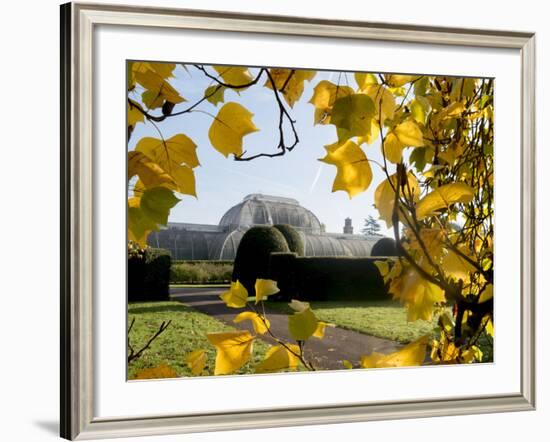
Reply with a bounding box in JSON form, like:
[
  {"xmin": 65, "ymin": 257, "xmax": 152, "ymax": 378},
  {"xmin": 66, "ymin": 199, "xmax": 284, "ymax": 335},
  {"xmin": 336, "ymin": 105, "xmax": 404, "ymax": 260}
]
[{"xmin": 126, "ymin": 62, "xmax": 494, "ymax": 379}]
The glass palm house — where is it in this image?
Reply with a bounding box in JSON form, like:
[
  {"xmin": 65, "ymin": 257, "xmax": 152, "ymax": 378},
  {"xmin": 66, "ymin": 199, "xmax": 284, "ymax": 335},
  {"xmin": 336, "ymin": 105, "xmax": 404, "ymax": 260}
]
[{"xmin": 148, "ymin": 194, "xmax": 393, "ymax": 260}]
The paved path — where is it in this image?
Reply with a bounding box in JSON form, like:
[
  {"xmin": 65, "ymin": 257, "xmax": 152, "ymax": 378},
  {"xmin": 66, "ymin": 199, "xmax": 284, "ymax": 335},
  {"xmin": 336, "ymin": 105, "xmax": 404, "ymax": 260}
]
[{"xmin": 170, "ymin": 287, "xmax": 402, "ymax": 370}]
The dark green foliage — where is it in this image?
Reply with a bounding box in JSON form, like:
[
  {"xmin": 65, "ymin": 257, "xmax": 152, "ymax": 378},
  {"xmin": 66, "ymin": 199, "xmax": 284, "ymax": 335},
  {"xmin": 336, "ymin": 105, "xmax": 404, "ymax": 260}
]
[
  {"xmin": 170, "ymin": 261, "xmax": 233, "ymax": 284},
  {"xmin": 371, "ymin": 237, "xmax": 398, "ymax": 256},
  {"xmin": 232, "ymin": 226, "xmax": 290, "ymax": 294},
  {"xmin": 362, "ymin": 215, "xmax": 382, "ymax": 236},
  {"xmin": 273, "ymin": 224, "xmax": 305, "ymax": 256},
  {"xmin": 269, "ymin": 253, "xmax": 390, "ymax": 302},
  {"xmin": 128, "ymin": 247, "xmax": 171, "ymax": 301}
]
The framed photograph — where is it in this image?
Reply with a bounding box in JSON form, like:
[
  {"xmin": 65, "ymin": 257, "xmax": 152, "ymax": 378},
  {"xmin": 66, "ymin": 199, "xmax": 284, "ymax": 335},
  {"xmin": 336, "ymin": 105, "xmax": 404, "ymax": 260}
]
[{"xmin": 60, "ymin": 2, "xmax": 536, "ymax": 440}]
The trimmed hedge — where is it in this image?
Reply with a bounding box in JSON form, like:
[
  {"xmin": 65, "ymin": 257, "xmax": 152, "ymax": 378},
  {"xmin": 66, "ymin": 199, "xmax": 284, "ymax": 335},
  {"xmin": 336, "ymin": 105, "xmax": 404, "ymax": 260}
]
[
  {"xmin": 170, "ymin": 262, "xmax": 233, "ymax": 284},
  {"xmin": 273, "ymin": 224, "xmax": 305, "ymax": 256},
  {"xmin": 371, "ymin": 237, "xmax": 398, "ymax": 257},
  {"xmin": 232, "ymin": 226, "xmax": 290, "ymax": 294},
  {"xmin": 269, "ymin": 253, "xmax": 390, "ymax": 302},
  {"xmin": 128, "ymin": 247, "xmax": 171, "ymax": 302}
]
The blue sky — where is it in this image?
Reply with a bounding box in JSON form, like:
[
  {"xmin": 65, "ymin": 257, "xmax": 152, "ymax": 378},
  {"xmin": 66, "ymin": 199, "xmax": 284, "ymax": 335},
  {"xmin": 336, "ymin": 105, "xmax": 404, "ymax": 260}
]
[{"xmin": 129, "ymin": 64, "xmax": 392, "ymax": 236}]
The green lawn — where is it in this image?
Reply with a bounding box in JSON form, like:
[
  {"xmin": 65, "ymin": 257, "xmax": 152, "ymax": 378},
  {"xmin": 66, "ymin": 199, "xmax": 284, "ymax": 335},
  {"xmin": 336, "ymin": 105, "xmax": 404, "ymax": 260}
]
[
  {"xmin": 265, "ymin": 299, "xmax": 439, "ymax": 344},
  {"xmin": 127, "ymin": 301, "xmax": 271, "ymax": 379}
]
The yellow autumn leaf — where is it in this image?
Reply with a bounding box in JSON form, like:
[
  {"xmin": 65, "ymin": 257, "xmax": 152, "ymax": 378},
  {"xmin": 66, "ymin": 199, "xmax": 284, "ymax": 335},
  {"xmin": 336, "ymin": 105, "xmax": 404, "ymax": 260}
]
[
  {"xmin": 288, "ymin": 299, "xmax": 310, "ymax": 312},
  {"xmin": 207, "ymin": 330, "xmax": 255, "ymax": 375},
  {"xmin": 127, "ymin": 151, "xmax": 176, "ymax": 189},
  {"xmin": 255, "ymin": 344, "xmax": 301, "ymax": 374},
  {"xmin": 135, "ymin": 134, "xmax": 199, "ymax": 196},
  {"xmin": 139, "ymin": 186, "xmax": 180, "ymax": 226},
  {"xmin": 208, "ymin": 102, "xmax": 259, "ymax": 158},
  {"xmin": 384, "ymin": 74, "xmax": 420, "ymax": 87},
  {"xmin": 389, "ymin": 268, "xmax": 445, "ymax": 321},
  {"xmin": 442, "ymin": 245, "xmax": 478, "ymax": 282},
  {"xmin": 220, "ymin": 280, "xmax": 249, "ymax": 308},
  {"xmin": 360, "ymin": 335, "xmax": 428, "ymax": 368},
  {"xmin": 416, "ymin": 182, "xmax": 475, "ymax": 219},
  {"xmin": 319, "ymin": 140, "xmax": 373, "ymax": 198},
  {"xmin": 133, "ymin": 363, "xmax": 178, "ymax": 380},
  {"xmin": 255, "ymin": 279, "xmax": 280, "ymax": 304},
  {"xmin": 374, "ymin": 172, "xmax": 420, "ymax": 228},
  {"xmin": 128, "ymin": 197, "xmax": 157, "ymax": 247},
  {"xmin": 331, "ymin": 94, "xmax": 375, "ymax": 140},
  {"xmin": 383, "ymin": 132, "xmax": 405, "ymax": 164},
  {"xmin": 135, "ymin": 69, "xmax": 184, "ymax": 109},
  {"xmin": 479, "ymin": 284, "xmax": 493, "ymax": 303},
  {"xmin": 354, "ymin": 72, "xmax": 378, "ymax": 90},
  {"xmin": 288, "ymin": 307, "xmax": 318, "ymax": 341},
  {"xmin": 135, "ymin": 134, "xmax": 200, "ymax": 169},
  {"xmin": 204, "ymin": 85, "xmax": 225, "ymax": 106},
  {"xmin": 312, "ymin": 321, "xmax": 334, "ymax": 339},
  {"xmin": 128, "ymin": 100, "xmax": 144, "ymax": 127},
  {"xmin": 233, "ymin": 311, "xmax": 270, "ymax": 335},
  {"xmin": 308, "ymin": 80, "xmax": 354, "ymax": 125},
  {"xmin": 364, "ymin": 84, "xmax": 396, "ymax": 123},
  {"xmin": 185, "ymin": 349, "xmax": 207, "ymax": 376},
  {"xmin": 342, "ymin": 360, "xmax": 354, "ymax": 369},
  {"xmin": 393, "ymin": 119, "xmax": 424, "ymax": 147},
  {"xmin": 265, "ymin": 68, "xmax": 316, "ymax": 108},
  {"xmin": 213, "ymin": 65, "xmax": 253, "ymax": 87}
]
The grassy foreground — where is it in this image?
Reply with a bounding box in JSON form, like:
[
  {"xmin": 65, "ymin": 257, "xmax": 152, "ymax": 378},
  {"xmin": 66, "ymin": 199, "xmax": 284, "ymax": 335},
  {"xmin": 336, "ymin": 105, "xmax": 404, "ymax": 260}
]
[
  {"xmin": 265, "ymin": 299, "xmax": 439, "ymax": 344},
  {"xmin": 127, "ymin": 301, "xmax": 271, "ymax": 379}
]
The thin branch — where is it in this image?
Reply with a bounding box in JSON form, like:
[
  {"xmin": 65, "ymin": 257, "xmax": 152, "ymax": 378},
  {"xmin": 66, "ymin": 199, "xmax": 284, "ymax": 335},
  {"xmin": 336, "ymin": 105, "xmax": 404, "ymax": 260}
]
[{"xmin": 128, "ymin": 320, "xmax": 172, "ymax": 364}]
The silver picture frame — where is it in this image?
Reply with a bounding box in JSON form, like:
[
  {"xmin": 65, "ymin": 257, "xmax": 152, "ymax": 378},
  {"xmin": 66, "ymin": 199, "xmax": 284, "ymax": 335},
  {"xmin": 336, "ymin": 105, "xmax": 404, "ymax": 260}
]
[{"xmin": 60, "ymin": 2, "xmax": 536, "ymax": 439}]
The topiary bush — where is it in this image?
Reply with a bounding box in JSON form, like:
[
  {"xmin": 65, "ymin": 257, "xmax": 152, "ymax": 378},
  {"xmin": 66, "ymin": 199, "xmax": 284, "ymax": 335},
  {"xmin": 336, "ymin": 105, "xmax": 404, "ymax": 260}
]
[
  {"xmin": 128, "ymin": 247, "xmax": 171, "ymax": 302},
  {"xmin": 269, "ymin": 254, "xmax": 390, "ymax": 302},
  {"xmin": 232, "ymin": 226, "xmax": 290, "ymax": 295},
  {"xmin": 371, "ymin": 237, "xmax": 398, "ymax": 256},
  {"xmin": 273, "ymin": 224, "xmax": 305, "ymax": 256}
]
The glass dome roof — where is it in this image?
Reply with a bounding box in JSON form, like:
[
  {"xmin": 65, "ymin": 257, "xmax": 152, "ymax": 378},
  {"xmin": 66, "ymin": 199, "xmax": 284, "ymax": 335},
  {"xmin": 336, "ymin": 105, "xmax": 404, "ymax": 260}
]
[{"xmin": 219, "ymin": 194, "xmax": 322, "ymax": 234}]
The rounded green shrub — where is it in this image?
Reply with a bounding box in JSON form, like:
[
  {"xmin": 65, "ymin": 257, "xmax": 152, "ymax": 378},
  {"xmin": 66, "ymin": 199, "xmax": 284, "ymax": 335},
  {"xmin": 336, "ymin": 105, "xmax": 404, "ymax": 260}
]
[
  {"xmin": 232, "ymin": 226, "xmax": 290, "ymax": 294},
  {"xmin": 371, "ymin": 237, "xmax": 398, "ymax": 256},
  {"xmin": 273, "ymin": 224, "xmax": 305, "ymax": 256}
]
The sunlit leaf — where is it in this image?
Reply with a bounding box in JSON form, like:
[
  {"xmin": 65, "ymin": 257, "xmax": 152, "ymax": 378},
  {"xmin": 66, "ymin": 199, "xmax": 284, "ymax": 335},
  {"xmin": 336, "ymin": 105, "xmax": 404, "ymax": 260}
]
[
  {"xmin": 185, "ymin": 349, "xmax": 207, "ymax": 376},
  {"xmin": 312, "ymin": 321, "xmax": 334, "ymax": 339},
  {"xmin": 388, "ymin": 268, "xmax": 445, "ymax": 321},
  {"xmin": 255, "ymin": 279, "xmax": 279, "ymax": 304},
  {"xmin": 374, "ymin": 172, "xmax": 420, "ymax": 228},
  {"xmin": 207, "ymin": 331, "xmax": 254, "ymax": 375},
  {"xmin": 127, "ymin": 151, "xmax": 176, "ymax": 189},
  {"xmin": 383, "ymin": 132, "xmax": 405, "ymax": 164},
  {"xmin": 220, "ymin": 280, "xmax": 249, "ymax": 308},
  {"xmin": 384, "ymin": 74, "xmax": 420, "ymax": 87},
  {"xmin": 133, "ymin": 363, "xmax": 178, "ymax": 380},
  {"xmin": 208, "ymin": 102, "xmax": 259, "ymax": 158},
  {"xmin": 309, "ymin": 80, "xmax": 354, "ymax": 125},
  {"xmin": 319, "ymin": 140, "xmax": 373, "ymax": 198},
  {"xmin": 355, "ymin": 72, "xmax": 378, "ymax": 90},
  {"xmin": 393, "ymin": 119, "xmax": 424, "ymax": 147},
  {"xmin": 255, "ymin": 344, "xmax": 301, "ymax": 374},
  {"xmin": 233, "ymin": 311, "xmax": 270, "ymax": 335},
  {"xmin": 213, "ymin": 65, "xmax": 253, "ymax": 87},
  {"xmin": 135, "ymin": 69, "xmax": 184, "ymax": 109},
  {"xmin": 135, "ymin": 134, "xmax": 199, "ymax": 196},
  {"xmin": 265, "ymin": 68, "xmax": 316, "ymax": 107},
  {"xmin": 416, "ymin": 182, "xmax": 475, "ymax": 219},
  {"xmin": 364, "ymin": 84, "xmax": 396, "ymax": 123},
  {"xmin": 128, "ymin": 100, "xmax": 144, "ymax": 127},
  {"xmin": 360, "ymin": 335, "xmax": 428, "ymax": 368}
]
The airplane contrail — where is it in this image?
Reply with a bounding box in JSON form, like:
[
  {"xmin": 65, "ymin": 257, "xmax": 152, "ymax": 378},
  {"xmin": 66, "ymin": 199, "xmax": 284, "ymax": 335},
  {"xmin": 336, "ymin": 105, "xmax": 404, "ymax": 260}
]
[{"xmin": 309, "ymin": 164, "xmax": 324, "ymax": 193}]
